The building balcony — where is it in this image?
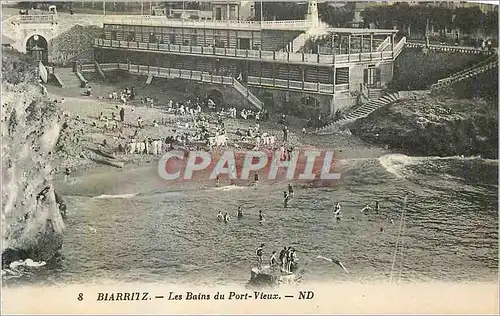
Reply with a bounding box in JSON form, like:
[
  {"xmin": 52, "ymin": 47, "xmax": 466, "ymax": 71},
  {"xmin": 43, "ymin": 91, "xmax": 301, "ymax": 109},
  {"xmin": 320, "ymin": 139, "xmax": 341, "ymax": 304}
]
[
  {"xmin": 103, "ymin": 15, "xmax": 312, "ymax": 31},
  {"xmin": 94, "ymin": 39, "xmax": 396, "ymax": 66},
  {"xmin": 80, "ymin": 62, "xmax": 349, "ymax": 95}
]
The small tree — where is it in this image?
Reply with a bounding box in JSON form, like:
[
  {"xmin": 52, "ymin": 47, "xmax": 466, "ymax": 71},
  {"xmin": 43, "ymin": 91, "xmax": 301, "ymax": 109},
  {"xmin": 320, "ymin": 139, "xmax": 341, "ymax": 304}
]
[{"xmin": 453, "ymin": 7, "xmax": 483, "ymax": 35}]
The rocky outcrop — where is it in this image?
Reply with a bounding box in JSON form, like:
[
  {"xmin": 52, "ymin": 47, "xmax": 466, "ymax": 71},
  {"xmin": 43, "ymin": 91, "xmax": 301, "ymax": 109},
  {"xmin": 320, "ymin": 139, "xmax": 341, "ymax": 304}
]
[
  {"xmin": 350, "ymin": 93, "xmax": 498, "ymax": 159},
  {"xmin": 49, "ymin": 25, "xmax": 103, "ymax": 66},
  {"xmin": 1, "ymin": 49, "xmax": 66, "ymax": 267}
]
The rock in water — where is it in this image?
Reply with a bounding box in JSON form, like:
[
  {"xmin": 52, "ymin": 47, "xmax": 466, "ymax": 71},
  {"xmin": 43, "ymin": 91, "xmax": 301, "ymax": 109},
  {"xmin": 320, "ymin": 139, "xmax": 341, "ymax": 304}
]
[{"xmin": 1, "ymin": 50, "xmax": 66, "ymax": 268}]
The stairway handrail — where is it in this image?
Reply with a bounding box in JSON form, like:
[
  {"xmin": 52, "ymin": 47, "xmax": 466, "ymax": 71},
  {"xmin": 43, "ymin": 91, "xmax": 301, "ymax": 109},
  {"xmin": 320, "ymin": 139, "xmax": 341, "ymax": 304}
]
[
  {"xmin": 437, "ymin": 54, "xmax": 498, "ymax": 83},
  {"xmin": 232, "ymin": 78, "xmax": 263, "ymax": 110},
  {"xmin": 377, "ymin": 36, "xmax": 391, "ymax": 52},
  {"xmin": 393, "ymin": 37, "xmax": 406, "ymax": 57}
]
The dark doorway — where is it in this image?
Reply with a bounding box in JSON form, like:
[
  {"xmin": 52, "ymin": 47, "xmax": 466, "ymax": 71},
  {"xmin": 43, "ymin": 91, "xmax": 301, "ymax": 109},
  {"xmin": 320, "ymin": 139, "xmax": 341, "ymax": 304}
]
[
  {"xmin": 300, "ymin": 96, "xmax": 321, "ymax": 118},
  {"xmin": 238, "ymin": 38, "xmax": 250, "ymax": 50},
  {"xmin": 207, "ymin": 89, "xmax": 223, "ymax": 107},
  {"xmin": 26, "ymin": 34, "xmax": 48, "ymax": 64},
  {"xmin": 215, "ymin": 8, "xmax": 222, "ymax": 20},
  {"xmin": 363, "ymin": 67, "xmax": 381, "ymax": 88}
]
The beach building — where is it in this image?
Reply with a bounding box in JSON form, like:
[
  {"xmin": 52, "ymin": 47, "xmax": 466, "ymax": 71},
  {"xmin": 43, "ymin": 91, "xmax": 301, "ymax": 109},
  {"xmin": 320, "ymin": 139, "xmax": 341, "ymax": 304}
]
[{"xmin": 90, "ymin": 0, "xmax": 404, "ymax": 116}]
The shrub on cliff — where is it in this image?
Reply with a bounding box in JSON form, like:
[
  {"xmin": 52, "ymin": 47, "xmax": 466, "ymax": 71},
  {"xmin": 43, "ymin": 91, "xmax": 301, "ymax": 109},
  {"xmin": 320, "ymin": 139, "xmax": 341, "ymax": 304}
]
[
  {"xmin": 2, "ymin": 48, "xmax": 37, "ymax": 85},
  {"xmin": 50, "ymin": 25, "xmax": 103, "ymax": 66}
]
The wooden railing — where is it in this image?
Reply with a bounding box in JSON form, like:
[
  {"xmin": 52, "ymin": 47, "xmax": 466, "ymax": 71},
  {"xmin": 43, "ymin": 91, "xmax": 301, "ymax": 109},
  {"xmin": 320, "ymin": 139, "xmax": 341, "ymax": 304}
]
[
  {"xmin": 405, "ymin": 42, "xmax": 493, "ymax": 55},
  {"xmin": 95, "ymin": 39, "xmax": 396, "ymax": 65},
  {"xmin": 80, "ymin": 62, "xmax": 344, "ymax": 94}
]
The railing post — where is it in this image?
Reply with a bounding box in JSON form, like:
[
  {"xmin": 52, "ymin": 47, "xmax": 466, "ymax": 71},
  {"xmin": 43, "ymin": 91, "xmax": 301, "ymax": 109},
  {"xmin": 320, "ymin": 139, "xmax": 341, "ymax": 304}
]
[
  {"xmin": 273, "ymin": 51, "xmax": 276, "ymax": 61},
  {"xmin": 157, "ymin": 42, "xmax": 159, "ymax": 51}
]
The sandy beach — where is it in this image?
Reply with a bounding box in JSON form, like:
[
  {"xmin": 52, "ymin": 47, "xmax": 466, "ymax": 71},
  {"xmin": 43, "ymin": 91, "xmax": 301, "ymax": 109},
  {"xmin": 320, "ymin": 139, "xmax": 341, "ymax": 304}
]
[{"xmin": 48, "ymin": 74, "xmax": 390, "ymax": 182}]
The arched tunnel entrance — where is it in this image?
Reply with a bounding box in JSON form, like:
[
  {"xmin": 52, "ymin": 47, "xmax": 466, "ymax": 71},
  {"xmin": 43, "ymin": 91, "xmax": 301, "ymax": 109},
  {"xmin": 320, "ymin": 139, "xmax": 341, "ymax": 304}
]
[
  {"xmin": 207, "ymin": 89, "xmax": 224, "ymax": 108},
  {"xmin": 26, "ymin": 35, "xmax": 48, "ymax": 64}
]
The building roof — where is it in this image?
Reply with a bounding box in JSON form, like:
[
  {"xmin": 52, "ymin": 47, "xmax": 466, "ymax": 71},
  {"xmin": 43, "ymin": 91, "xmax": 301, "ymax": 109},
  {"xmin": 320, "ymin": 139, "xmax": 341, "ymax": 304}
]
[{"xmin": 2, "ymin": 35, "xmax": 14, "ymax": 45}]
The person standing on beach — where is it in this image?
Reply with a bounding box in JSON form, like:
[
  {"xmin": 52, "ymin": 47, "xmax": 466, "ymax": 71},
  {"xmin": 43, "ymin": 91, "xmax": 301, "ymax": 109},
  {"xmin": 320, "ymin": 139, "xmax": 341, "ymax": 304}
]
[
  {"xmin": 237, "ymin": 206, "xmax": 243, "ymax": 219},
  {"xmin": 282, "ymin": 126, "xmax": 288, "ymax": 142},
  {"xmin": 256, "ymin": 244, "xmax": 265, "ymax": 270},
  {"xmin": 64, "ymin": 167, "xmax": 71, "ymax": 182},
  {"xmin": 270, "ymin": 251, "xmax": 278, "ymax": 268},
  {"xmin": 279, "ymin": 247, "xmax": 287, "ymax": 270},
  {"xmin": 119, "ymin": 107, "xmax": 125, "ymax": 122}
]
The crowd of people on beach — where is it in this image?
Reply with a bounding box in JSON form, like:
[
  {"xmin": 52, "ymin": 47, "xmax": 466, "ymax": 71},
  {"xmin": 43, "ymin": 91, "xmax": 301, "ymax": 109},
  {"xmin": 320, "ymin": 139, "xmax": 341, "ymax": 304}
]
[{"xmin": 95, "ymin": 85, "xmax": 278, "ymax": 157}]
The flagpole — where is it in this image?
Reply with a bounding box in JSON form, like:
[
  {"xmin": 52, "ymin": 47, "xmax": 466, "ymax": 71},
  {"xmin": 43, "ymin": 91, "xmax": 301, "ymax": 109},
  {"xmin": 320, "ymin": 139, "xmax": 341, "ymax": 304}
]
[{"xmin": 260, "ymin": 1, "xmax": 263, "ymax": 26}]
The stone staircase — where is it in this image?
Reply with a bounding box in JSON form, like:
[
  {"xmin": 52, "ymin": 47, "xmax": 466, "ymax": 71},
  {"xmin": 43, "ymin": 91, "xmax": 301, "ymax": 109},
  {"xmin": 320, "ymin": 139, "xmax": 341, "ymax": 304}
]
[
  {"xmin": 368, "ymin": 88, "xmax": 384, "ymax": 99},
  {"xmin": 311, "ymin": 92, "xmax": 401, "ymax": 135},
  {"xmin": 431, "ymin": 54, "xmax": 499, "ymax": 90},
  {"xmin": 233, "ymin": 78, "xmax": 263, "ymax": 110},
  {"xmin": 53, "ymin": 67, "xmax": 82, "ymax": 88}
]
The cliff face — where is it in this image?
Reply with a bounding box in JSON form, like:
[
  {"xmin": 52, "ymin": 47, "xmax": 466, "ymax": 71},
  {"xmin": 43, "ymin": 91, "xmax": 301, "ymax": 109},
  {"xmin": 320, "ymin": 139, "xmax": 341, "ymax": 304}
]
[
  {"xmin": 1, "ymin": 49, "xmax": 65, "ymax": 266},
  {"xmin": 350, "ymin": 93, "xmax": 498, "ymax": 159}
]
